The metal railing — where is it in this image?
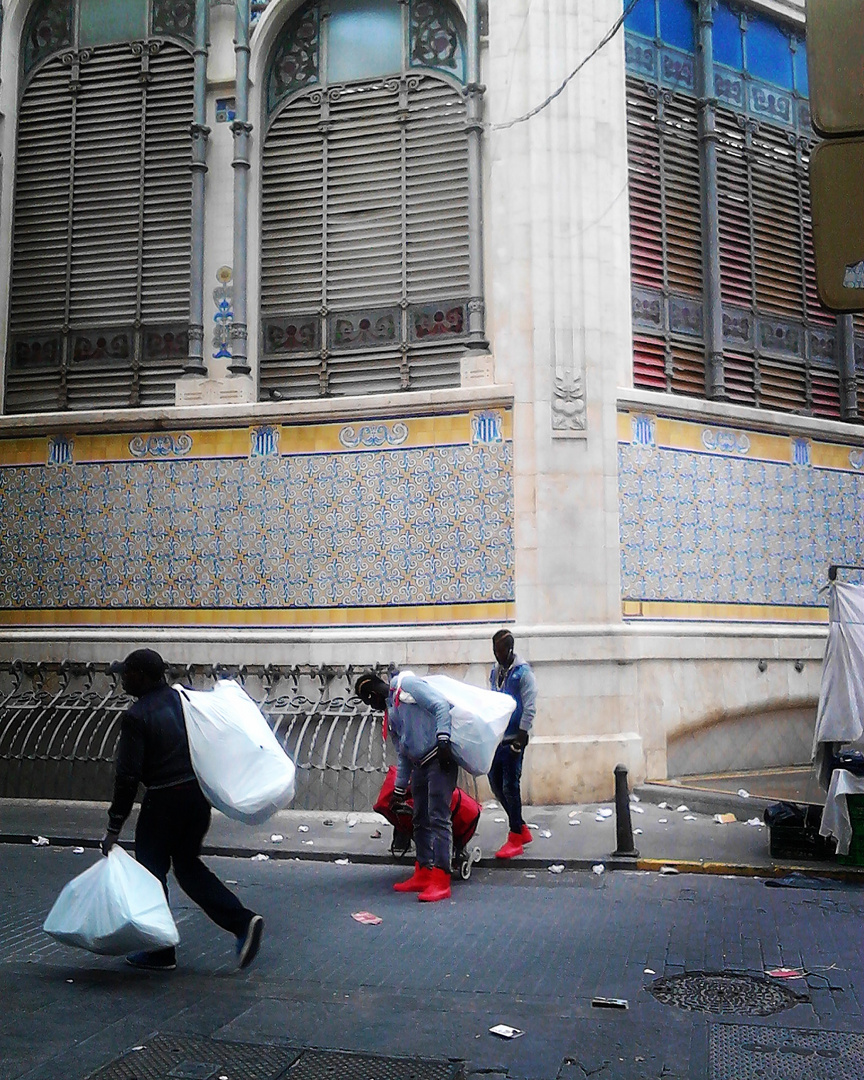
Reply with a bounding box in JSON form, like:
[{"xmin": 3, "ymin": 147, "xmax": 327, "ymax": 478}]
[{"xmin": 0, "ymin": 662, "xmax": 393, "ymax": 810}]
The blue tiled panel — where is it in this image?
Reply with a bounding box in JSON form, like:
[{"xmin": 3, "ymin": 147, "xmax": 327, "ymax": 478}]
[
  {"xmin": 0, "ymin": 444, "xmax": 513, "ymax": 612},
  {"xmin": 619, "ymin": 444, "xmax": 864, "ymax": 608}
]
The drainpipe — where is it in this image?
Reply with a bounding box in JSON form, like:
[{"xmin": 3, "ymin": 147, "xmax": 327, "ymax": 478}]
[
  {"xmin": 185, "ymin": 0, "xmax": 210, "ymax": 376},
  {"xmin": 465, "ymin": 0, "xmax": 487, "ymax": 348},
  {"xmin": 696, "ymin": 0, "xmax": 725, "ymax": 399},
  {"xmin": 228, "ymin": 0, "xmax": 252, "ymax": 375},
  {"xmin": 838, "ymin": 315, "xmax": 858, "ymax": 420}
]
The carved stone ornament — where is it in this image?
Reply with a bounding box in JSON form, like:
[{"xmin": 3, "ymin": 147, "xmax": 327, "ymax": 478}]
[{"xmin": 552, "ymin": 369, "xmax": 587, "ymax": 434}]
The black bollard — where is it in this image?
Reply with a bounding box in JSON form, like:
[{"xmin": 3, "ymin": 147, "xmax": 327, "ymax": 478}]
[{"xmin": 613, "ymin": 763, "xmax": 639, "ymax": 857}]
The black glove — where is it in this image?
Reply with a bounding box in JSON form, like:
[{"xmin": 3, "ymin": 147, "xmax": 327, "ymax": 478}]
[
  {"xmin": 511, "ymin": 729, "xmax": 529, "ymax": 753},
  {"xmin": 390, "ymin": 788, "xmax": 411, "ymax": 817},
  {"xmin": 100, "ymin": 830, "xmax": 120, "ymax": 856},
  {"xmin": 436, "ymin": 735, "xmax": 455, "ymax": 770}
]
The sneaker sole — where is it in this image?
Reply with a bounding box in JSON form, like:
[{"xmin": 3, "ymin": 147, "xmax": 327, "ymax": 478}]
[
  {"xmin": 238, "ymin": 915, "xmax": 264, "ymax": 970},
  {"xmin": 125, "ymin": 957, "xmax": 176, "ymax": 971}
]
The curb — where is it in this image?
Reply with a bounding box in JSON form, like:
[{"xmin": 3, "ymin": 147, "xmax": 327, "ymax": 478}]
[{"xmin": 5, "ymin": 832, "xmax": 863, "ymax": 881}]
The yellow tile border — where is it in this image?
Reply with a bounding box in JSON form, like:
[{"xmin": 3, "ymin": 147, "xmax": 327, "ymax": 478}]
[
  {"xmin": 622, "ymin": 599, "xmax": 828, "ymax": 623},
  {"xmin": 0, "ymin": 602, "xmax": 515, "ymax": 628},
  {"xmin": 618, "ymin": 408, "xmax": 864, "ymax": 473},
  {"xmin": 0, "ymin": 408, "xmax": 513, "ymax": 466}
]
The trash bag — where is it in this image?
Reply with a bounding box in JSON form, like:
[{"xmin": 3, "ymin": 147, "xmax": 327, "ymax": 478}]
[
  {"xmin": 43, "ymin": 847, "xmax": 179, "ymax": 955},
  {"xmin": 423, "ymin": 674, "xmax": 516, "ymax": 775},
  {"xmin": 177, "ymin": 679, "xmax": 296, "ymax": 825}
]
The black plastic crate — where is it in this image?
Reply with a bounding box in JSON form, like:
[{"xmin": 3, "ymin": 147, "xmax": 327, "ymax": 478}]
[{"xmin": 768, "ymin": 804, "xmax": 836, "ymax": 861}]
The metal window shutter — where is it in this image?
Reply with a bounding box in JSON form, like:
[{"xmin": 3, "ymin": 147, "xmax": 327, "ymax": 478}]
[
  {"xmin": 661, "ymin": 95, "xmax": 702, "ymax": 296},
  {"xmin": 669, "ymin": 342, "xmax": 704, "ymax": 398},
  {"xmin": 260, "ymin": 75, "xmax": 466, "ymax": 400},
  {"xmin": 716, "ymin": 108, "xmax": 752, "ymax": 309},
  {"xmin": 139, "ymin": 42, "xmax": 194, "ymax": 406},
  {"xmin": 632, "ymin": 335, "xmax": 667, "ymax": 391},
  {"xmin": 6, "ymin": 58, "xmax": 72, "ymax": 412},
  {"xmin": 750, "ymin": 124, "xmax": 803, "ymax": 321},
  {"xmin": 405, "ymin": 75, "xmax": 470, "ymax": 301},
  {"xmin": 626, "ymin": 79, "xmax": 663, "ymax": 292}
]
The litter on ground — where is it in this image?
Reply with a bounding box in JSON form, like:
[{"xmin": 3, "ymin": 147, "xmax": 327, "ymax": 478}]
[
  {"xmin": 634, "ymin": 828, "xmax": 643, "ymax": 835},
  {"xmin": 658, "ymin": 802, "xmax": 669, "ymax": 809},
  {"xmin": 251, "ymin": 853, "xmax": 269, "ymax": 861},
  {"xmin": 569, "ymin": 809, "xmax": 580, "ymax": 818},
  {"xmin": 539, "ymin": 829, "xmax": 552, "ymax": 838},
  {"xmin": 675, "ymin": 805, "xmax": 689, "ymax": 813},
  {"xmin": 746, "ymin": 817, "xmax": 765, "ymax": 827},
  {"xmin": 370, "ymin": 829, "xmax": 382, "ymax": 839},
  {"xmin": 597, "ymin": 808, "xmax": 613, "ymax": 819},
  {"xmin": 494, "ymin": 817, "xmax": 506, "ymax": 823},
  {"xmin": 592, "ymin": 998, "xmax": 628, "ymax": 1010},
  {"xmin": 31, "ymin": 836, "xmax": 49, "ymax": 846},
  {"xmin": 738, "ymin": 789, "xmax": 750, "ymax": 799},
  {"xmin": 72, "ymin": 847, "xmax": 84, "ymax": 854},
  {"xmin": 683, "ymin": 815, "xmax": 697, "ymax": 821},
  {"xmin": 302, "ymin": 840, "xmax": 314, "ymax": 845},
  {"xmin": 644, "ymin": 968, "xmax": 656, "ymax": 974},
  {"xmin": 766, "ymin": 967, "xmax": 805, "ymax": 979},
  {"xmin": 592, "ymin": 864, "xmax": 605, "ymax": 875},
  {"xmin": 347, "ymin": 814, "xmax": 358, "ymax": 828},
  {"xmin": 526, "ymin": 822, "xmax": 539, "ymax": 829},
  {"xmin": 569, "ymin": 819, "xmax": 581, "ymax": 826},
  {"xmin": 714, "ymin": 813, "xmax": 737, "ymax": 824},
  {"xmin": 334, "ymin": 858, "xmax": 350, "ymax": 865},
  {"xmin": 631, "ymin": 794, "xmax": 641, "ymax": 803},
  {"xmin": 298, "ymin": 825, "xmax": 309, "ymax": 833},
  {"xmin": 658, "ymin": 818, "xmax": 668, "ymax": 823},
  {"xmin": 631, "ymin": 805, "xmax": 644, "ymax": 814},
  {"xmin": 659, "ymin": 865, "xmax": 679, "ymax": 874},
  {"xmin": 489, "ymin": 1025, "xmax": 524, "ymax": 1039},
  {"xmin": 351, "ymin": 911, "xmax": 382, "ymax": 925},
  {"xmin": 548, "ymin": 864, "xmax": 565, "ymax": 874},
  {"xmin": 270, "ymin": 834, "xmax": 284, "ymax": 842}
]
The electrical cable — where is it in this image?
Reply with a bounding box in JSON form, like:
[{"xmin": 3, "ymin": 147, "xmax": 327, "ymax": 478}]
[{"xmin": 492, "ymin": 0, "xmax": 643, "ymax": 131}]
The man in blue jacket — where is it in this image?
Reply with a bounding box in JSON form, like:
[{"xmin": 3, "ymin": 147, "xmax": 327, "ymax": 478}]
[
  {"xmin": 488, "ymin": 630, "xmax": 537, "ymax": 859},
  {"xmin": 101, "ymin": 649, "xmax": 263, "ymax": 970},
  {"xmin": 356, "ymin": 670, "xmax": 456, "ymax": 902}
]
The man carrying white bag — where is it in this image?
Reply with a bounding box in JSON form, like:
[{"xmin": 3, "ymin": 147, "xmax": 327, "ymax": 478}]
[{"xmin": 98, "ymin": 650, "xmax": 265, "ymax": 972}]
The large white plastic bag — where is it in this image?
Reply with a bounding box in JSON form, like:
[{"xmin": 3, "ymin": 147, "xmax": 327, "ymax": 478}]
[
  {"xmin": 423, "ymin": 674, "xmax": 516, "ymax": 775},
  {"xmin": 177, "ymin": 679, "xmax": 295, "ymax": 824},
  {"xmin": 43, "ymin": 846, "xmax": 179, "ymax": 955},
  {"xmin": 814, "ymin": 583, "xmax": 864, "ymax": 752}
]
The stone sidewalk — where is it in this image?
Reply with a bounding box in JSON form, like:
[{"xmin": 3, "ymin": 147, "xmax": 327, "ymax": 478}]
[{"xmin": 0, "ymin": 782, "xmax": 854, "ymax": 878}]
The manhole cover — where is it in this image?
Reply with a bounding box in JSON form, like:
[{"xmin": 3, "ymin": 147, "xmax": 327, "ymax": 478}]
[
  {"xmin": 710, "ymin": 1024, "xmax": 864, "ymax": 1079},
  {"xmin": 649, "ymin": 972, "xmax": 803, "ymax": 1015},
  {"xmin": 84, "ymin": 1034, "xmax": 299, "ymax": 1080},
  {"xmin": 286, "ymin": 1049, "xmax": 461, "ymax": 1080}
]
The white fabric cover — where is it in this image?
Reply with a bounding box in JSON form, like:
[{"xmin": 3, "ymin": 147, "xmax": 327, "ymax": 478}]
[
  {"xmin": 814, "ymin": 583, "xmax": 864, "ymax": 754},
  {"xmin": 819, "ymin": 768, "xmax": 864, "ymax": 855},
  {"xmin": 177, "ymin": 679, "xmax": 296, "ymax": 825},
  {"xmin": 43, "ymin": 846, "xmax": 179, "ymax": 955},
  {"xmin": 423, "ymin": 674, "xmax": 516, "ymax": 776}
]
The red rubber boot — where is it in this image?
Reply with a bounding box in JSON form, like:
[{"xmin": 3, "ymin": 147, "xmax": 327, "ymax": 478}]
[
  {"xmin": 418, "ymin": 867, "xmax": 452, "ymax": 903},
  {"xmin": 520, "ymin": 825, "xmax": 533, "ymax": 845},
  {"xmin": 393, "ymin": 862, "xmax": 433, "ymax": 893},
  {"xmin": 495, "ymin": 832, "xmax": 525, "ymax": 859}
]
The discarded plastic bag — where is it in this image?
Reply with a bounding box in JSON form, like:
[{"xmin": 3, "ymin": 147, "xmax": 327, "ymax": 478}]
[
  {"xmin": 43, "ymin": 847, "xmax": 178, "ymax": 955},
  {"xmin": 177, "ymin": 680, "xmax": 295, "ymax": 825},
  {"xmin": 423, "ymin": 674, "xmax": 516, "ymax": 776}
]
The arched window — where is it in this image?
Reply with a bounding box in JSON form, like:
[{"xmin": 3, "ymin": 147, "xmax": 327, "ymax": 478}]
[
  {"xmin": 6, "ymin": 0, "xmax": 196, "ymax": 413},
  {"xmin": 260, "ymin": 0, "xmax": 472, "ymax": 399}
]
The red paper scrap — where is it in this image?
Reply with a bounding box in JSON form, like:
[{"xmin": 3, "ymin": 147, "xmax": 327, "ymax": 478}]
[
  {"xmin": 766, "ymin": 967, "xmax": 805, "ymax": 979},
  {"xmin": 351, "ymin": 911, "xmax": 382, "ymax": 925}
]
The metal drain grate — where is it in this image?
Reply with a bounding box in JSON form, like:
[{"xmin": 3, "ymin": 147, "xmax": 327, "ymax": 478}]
[
  {"xmin": 710, "ymin": 1024, "xmax": 864, "ymax": 1079},
  {"xmin": 84, "ymin": 1036, "xmax": 462, "ymax": 1080},
  {"xmin": 649, "ymin": 972, "xmax": 803, "ymax": 1015},
  {"xmin": 285, "ymin": 1049, "xmax": 461, "ymax": 1080},
  {"xmin": 84, "ymin": 1035, "xmax": 299, "ymax": 1080}
]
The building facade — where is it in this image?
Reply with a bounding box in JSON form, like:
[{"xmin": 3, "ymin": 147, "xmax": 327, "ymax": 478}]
[{"xmin": 0, "ymin": 0, "xmax": 851, "ymax": 801}]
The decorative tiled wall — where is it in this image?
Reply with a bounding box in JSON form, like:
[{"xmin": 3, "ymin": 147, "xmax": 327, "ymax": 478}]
[
  {"xmin": 618, "ymin": 411, "xmax": 864, "ymax": 622},
  {"xmin": 0, "ymin": 408, "xmax": 513, "ymax": 626}
]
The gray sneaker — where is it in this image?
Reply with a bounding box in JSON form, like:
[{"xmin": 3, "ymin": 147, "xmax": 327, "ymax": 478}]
[{"xmin": 236, "ymin": 915, "xmax": 263, "ymax": 970}]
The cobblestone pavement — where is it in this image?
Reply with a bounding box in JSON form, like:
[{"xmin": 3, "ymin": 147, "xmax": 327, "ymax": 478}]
[{"xmin": 1, "ymin": 845, "xmax": 863, "ymax": 1080}]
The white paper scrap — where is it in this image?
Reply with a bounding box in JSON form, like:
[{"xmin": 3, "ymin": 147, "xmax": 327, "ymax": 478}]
[
  {"xmin": 659, "ymin": 865, "xmax": 679, "ymax": 875},
  {"xmin": 298, "ymin": 825, "xmax": 309, "ymax": 833},
  {"xmin": 548, "ymin": 864, "xmax": 565, "ymax": 874},
  {"xmin": 738, "ymin": 789, "xmax": 750, "ymax": 799},
  {"xmin": 251, "ymin": 853, "xmax": 270, "ymax": 861},
  {"xmin": 592, "ymin": 864, "xmax": 605, "ymax": 875},
  {"xmin": 675, "ymin": 805, "xmax": 689, "ymax": 813},
  {"xmin": 270, "ymin": 834, "xmax": 284, "ymax": 842},
  {"xmin": 631, "ymin": 806, "xmax": 645, "ymax": 814}
]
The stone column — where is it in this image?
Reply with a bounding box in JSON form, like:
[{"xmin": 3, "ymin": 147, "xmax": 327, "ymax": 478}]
[{"xmin": 487, "ymin": 0, "xmax": 630, "ymax": 625}]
